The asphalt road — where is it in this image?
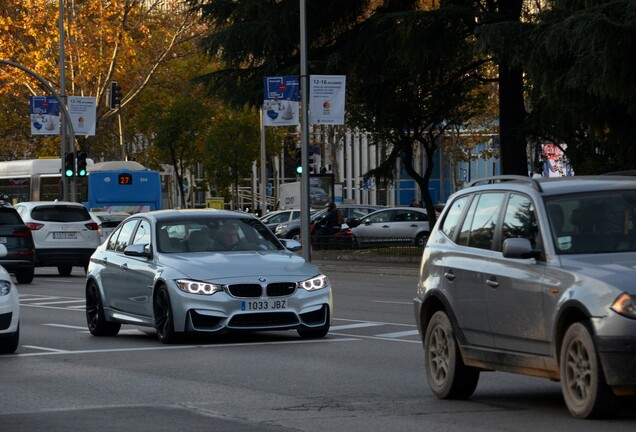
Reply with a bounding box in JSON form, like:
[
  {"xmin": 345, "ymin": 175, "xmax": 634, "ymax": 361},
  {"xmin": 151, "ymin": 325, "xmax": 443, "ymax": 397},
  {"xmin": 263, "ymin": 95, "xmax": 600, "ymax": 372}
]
[{"xmin": 1, "ymin": 265, "xmax": 634, "ymax": 431}]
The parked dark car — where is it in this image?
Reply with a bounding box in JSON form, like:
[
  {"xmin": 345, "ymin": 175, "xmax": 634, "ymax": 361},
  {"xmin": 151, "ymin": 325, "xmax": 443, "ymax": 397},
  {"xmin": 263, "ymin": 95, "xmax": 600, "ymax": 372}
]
[
  {"xmin": 0, "ymin": 198, "xmax": 35, "ymax": 284},
  {"xmin": 275, "ymin": 204, "xmax": 383, "ymax": 241}
]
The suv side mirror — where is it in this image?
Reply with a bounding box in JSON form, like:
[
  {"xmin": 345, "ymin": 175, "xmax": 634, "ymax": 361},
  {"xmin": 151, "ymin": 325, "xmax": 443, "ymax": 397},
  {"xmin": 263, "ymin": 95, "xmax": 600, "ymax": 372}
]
[{"xmin": 502, "ymin": 238, "xmax": 540, "ymax": 260}]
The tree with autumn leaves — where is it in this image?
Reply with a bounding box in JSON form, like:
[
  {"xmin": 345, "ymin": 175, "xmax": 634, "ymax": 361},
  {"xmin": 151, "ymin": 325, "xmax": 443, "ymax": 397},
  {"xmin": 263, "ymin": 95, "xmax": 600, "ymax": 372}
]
[{"xmin": 0, "ymin": 0, "xmax": 202, "ymax": 161}]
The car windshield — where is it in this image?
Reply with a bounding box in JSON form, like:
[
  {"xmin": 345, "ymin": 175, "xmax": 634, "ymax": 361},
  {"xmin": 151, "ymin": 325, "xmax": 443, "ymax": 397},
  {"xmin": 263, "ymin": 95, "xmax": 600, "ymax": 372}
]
[
  {"xmin": 157, "ymin": 216, "xmax": 283, "ymax": 253},
  {"xmin": 545, "ymin": 190, "xmax": 636, "ymax": 254}
]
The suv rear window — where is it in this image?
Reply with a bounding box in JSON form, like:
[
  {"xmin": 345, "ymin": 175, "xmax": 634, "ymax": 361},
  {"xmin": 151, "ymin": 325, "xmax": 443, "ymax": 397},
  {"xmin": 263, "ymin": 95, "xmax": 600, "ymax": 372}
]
[
  {"xmin": 0, "ymin": 208, "xmax": 24, "ymax": 225},
  {"xmin": 31, "ymin": 205, "xmax": 91, "ymax": 222}
]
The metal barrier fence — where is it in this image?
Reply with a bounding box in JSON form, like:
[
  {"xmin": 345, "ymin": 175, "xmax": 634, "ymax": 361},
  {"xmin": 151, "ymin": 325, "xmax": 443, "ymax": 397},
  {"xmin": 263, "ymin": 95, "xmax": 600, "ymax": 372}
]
[{"xmin": 310, "ymin": 234, "xmax": 425, "ymax": 257}]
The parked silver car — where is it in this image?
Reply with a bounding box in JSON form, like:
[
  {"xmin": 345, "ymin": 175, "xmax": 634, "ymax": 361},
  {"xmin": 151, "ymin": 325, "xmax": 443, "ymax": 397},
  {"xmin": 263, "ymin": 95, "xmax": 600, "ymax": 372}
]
[
  {"xmin": 86, "ymin": 209, "xmax": 332, "ymax": 343},
  {"xmin": 349, "ymin": 207, "xmax": 429, "ymax": 247},
  {"xmin": 259, "ymin": 209, "xmax": 302, "ymax": 233},
  {"xmin": 414, "ymin": 175, "xmax": 636, "ymax": 419}
]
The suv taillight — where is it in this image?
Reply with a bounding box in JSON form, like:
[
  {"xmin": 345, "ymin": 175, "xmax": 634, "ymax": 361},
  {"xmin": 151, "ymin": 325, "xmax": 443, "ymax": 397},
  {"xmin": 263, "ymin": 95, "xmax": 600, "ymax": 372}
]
[
  {"xmin": 27, "ymin": 223, "xmax": 44, "ymax": 230},
  {"xmin": 85, "ymin": 222, "xmax": 99, "ymax": 231},
  {"xmin": 13, "ymin": 227, "xmax": 32, "ymax": 237}
]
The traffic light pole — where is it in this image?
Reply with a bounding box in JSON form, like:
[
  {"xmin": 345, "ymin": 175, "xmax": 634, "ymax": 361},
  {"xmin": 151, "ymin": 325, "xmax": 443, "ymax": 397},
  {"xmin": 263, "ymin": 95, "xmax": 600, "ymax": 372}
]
[
  {"xmin": 0, "ymin": 60, "xmax": 75, "ymax": 201},
  {"xmin": 299, "ymin": 0, "xmax": 311, "ymax": 261}
]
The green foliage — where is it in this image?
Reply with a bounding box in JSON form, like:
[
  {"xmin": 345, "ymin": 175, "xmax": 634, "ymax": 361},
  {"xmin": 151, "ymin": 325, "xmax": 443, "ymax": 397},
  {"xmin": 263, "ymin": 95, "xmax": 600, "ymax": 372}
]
[{"xmin": 187, "ymin": 0, "xmax": 373, "ymax": 108}]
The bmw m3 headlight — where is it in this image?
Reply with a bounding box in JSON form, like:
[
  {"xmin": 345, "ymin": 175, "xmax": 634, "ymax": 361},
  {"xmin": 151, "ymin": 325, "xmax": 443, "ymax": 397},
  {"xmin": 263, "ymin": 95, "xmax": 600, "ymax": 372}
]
[
  {"xmin": 0, "ymin": 280, "xmax": 11, "ymax": 296},
  {"xmin": 298, "ymin": 275, "xmax": 329, "ymax": 291},
  {"xmin": 176, "ymin": 279, "xmax": 224, "ymax": 296},
  {"xmin": 611, "ymin": 293, "xmax": 636, "ymax": 319}
]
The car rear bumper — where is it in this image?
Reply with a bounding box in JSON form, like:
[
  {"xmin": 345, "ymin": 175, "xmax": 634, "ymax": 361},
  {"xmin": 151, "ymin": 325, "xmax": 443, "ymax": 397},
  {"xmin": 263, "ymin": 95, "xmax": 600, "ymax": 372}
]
[
  {"xmin": 596, "ymin": 336, "xmax": 636, "ymax": 386},
  {"xmin": 0, "ymin": 259, "xmax": 35, "ymax": 273},
  {"xmin": 35, "ymin": 248, "xmax": 95, "ymax": 267}
]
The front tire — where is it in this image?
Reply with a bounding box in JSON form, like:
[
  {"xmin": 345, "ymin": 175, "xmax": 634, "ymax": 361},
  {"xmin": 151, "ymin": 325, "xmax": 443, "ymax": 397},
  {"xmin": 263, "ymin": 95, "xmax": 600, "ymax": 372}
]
[
  {"xmin": 154, "ymin": 286, "xmax": 180, "ymax": 344},
  {"xmin": 416, "ymin": 232, "xmax": 429, "ymax": 247},
  {"xmin": 560, "ymin": 322, "xmax": 618, "ymax": 419},
  {"xmin": 424, "ymin": 311, "xmax": 479, "ymax": 399},
  {"xmin": 15, "ymin": 268, "xmax": 34, "ymax": 284},
  {"xmin": 86, "ymin": 282, "xmax": 120, "ymax": 336}
]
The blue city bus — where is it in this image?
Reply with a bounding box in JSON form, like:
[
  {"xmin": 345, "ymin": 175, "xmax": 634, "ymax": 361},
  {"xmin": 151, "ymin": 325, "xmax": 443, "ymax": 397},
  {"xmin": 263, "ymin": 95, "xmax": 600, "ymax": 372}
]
[{"xmin": 85, "ymin": 161, "xmax": 163, "ymax": 213}]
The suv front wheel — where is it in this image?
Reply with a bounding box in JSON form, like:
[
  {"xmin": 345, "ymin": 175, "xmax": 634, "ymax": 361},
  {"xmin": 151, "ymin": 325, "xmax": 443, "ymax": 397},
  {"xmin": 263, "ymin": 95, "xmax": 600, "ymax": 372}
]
[
  {"xmin": 560, "ymin": 322, "xmax": 618, "ymax": 419},
  {"xmin": 424, "ymin": 311, "xmax": 480, "ymax": 399}
]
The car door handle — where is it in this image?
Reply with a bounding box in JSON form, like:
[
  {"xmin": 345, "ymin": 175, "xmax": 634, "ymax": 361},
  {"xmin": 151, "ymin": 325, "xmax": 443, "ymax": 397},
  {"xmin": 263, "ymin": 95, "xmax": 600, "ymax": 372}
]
[
  {"xmin": 444, "ymin": 271, "xmax": 455, "ymax": 281},
  {"xmin": 486, "ymin": 278, "xmax": 499, "ymax": 288}
]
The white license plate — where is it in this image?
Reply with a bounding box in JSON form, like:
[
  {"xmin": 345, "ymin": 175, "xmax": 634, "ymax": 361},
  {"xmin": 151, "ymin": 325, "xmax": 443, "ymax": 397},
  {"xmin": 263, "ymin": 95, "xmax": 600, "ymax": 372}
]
[
  {"xmin": 52, "ymin": 232, "xmax": 78, "ymax": 240},
  {"xmin": 241, "ymin": 299, "xmax": 287, "ymax": 311},
  {"xmin": 0, "ymin": 237, "xmax": 6, "ymax": 244}
]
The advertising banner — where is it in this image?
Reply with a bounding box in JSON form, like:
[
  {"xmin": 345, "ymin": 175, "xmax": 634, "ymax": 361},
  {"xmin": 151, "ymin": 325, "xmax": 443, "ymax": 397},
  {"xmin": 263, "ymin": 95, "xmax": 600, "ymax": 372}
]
[
  {"xmin": 263, "ymin": 76, "xmax": 300, "ymax": 126},
  {"xmin": 309, "ymin": 75, "xmax": 346, "ymax": 125},
  {"xmin": 30, "ymin": 96, "xmax": 60, "ymax": 135},
  {"xmin": 68, "ymin": 96, "xmax": 97, "ymax": 136}
]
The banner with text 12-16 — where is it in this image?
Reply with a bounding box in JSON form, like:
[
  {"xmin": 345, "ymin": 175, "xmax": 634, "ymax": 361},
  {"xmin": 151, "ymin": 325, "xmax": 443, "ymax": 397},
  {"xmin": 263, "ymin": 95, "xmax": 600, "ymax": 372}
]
[
  {"xmin": 263, "ymin": 76, "xmax": 300, "ymax": 126},
  {"xmin": 309, "ymin": 75, "xmax": 346, "ymax": 125}
]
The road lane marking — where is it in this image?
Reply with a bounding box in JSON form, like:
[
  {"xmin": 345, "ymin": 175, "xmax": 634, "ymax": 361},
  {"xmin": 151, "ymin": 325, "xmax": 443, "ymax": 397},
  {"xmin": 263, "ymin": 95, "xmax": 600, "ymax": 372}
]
[
  {"xmin": 44, "ymin": 323, "xmax": 86, "ymax": 330},
  {"xmin": 330, "ymin": 322, "xmax": 384, "ymax": 330},
  {"xmin": 8, "ymin": 338, "xmax": 360, "ymax": 358},
  {"xmin": 19, "ymin": 296, "xmax": 60, "ymax": 302},
  {"xmin": 375, "ymin": 330, "xmax": 420, "ymax": 338},
  {"xmin": 32, "ymin": 299, "xmax": 85, "ymax": 306},
  {"xmin": 370, "ymin": 300, "xmax": 411, "ymax": 305},
  {"xmin": 21, "ymin": 345, "xmax": 69, "ymax": 353}
]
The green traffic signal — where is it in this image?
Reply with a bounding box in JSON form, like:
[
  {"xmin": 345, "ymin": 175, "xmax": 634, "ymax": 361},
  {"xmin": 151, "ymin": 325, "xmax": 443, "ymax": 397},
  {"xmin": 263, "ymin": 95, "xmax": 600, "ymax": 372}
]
[
  {"xmin": 64, "ymin": 153, "xmax": 75, "ymax": 178},
  {"xmin": 77, "ymin": 151, "xmax": 88, "ymax": 177},
  {"xmin": 295, "ymin": 149, "xmax": 302, "ymax": 174}
]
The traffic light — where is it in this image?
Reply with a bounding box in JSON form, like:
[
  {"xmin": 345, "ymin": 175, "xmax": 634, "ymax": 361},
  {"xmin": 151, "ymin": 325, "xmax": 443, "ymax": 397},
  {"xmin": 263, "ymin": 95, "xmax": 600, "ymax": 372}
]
[
  {"xmin": 110, "ymin": 81, "xmax": 122, "ymax": 109},
  {"xmin": 77, "ymin": 151, "xmax": 88, "ymax": 177},
  {"xmin": 295, "ymin": 149, "xmax": 302, "ymax": 174},
  {"xmin": 64, "ymin": 153, "xmax": 75, "ymax": 177}
]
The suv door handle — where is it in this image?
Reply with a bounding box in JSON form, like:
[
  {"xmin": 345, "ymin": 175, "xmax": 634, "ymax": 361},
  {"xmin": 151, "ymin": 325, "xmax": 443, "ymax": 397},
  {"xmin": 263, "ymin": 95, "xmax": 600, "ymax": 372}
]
[
  {"xmin": 486, "ymin": 278, "xmax": 499, "ymax": 288},
  {"xmin": 444, "ymin": 271, "xmax": 455, "ymax": 281}
]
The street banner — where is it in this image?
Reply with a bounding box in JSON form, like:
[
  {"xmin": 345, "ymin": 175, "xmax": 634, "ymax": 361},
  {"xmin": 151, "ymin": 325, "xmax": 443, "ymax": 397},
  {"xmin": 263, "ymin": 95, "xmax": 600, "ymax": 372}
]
[
  {"xmin": 309, "ymin": 75, "xmax": 346, "ymax": 125},
  {"xmin": 263, "ymin": 76, "xmax": 300, "ymax": 126},
  {"xmin": 68, "ymin": 96, "xmax": 97, "ymax": 136},
  {"xmin": 30, "ymin": 96, "xmax": 60, "ymax": 135}
]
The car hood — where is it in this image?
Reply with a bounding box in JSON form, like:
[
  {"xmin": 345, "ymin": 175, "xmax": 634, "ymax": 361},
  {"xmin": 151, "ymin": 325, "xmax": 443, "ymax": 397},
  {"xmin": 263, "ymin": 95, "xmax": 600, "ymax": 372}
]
[
  {"xmin": 158, "ymin": 251, "xmax": 321, "ymax": 283},
  {"xmin": 561, "ymin": 252, "xmax": 636, "ymax": 294}
]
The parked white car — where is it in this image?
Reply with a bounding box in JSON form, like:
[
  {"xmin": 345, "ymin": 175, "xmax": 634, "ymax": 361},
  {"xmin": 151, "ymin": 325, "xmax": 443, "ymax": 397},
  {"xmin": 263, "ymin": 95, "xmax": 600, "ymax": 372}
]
[
  {"xmin": 16, "ymin": 201, "xmax": 101, "ymax": 276},
  {"xmin": 0, "ymin": 244, "xmax": 20, "ymax": 354}
]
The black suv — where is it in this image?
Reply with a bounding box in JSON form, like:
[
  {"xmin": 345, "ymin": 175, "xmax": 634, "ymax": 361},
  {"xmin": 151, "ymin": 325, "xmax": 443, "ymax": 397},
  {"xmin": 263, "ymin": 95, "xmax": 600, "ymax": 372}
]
[
  {"xmin": 0, "ymin": 198, "xmax": 35, "ymax": 284},
  {"xmin": 415, "ymin": 175, "xmax": 636, "ymax": 419}
]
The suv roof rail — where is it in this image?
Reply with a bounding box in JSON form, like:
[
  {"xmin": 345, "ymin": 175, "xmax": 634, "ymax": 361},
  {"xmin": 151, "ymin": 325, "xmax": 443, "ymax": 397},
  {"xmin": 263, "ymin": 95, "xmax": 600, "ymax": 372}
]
[{"xmin": 468, "ymin": 175, "xmax": 543, "ymax": 192}]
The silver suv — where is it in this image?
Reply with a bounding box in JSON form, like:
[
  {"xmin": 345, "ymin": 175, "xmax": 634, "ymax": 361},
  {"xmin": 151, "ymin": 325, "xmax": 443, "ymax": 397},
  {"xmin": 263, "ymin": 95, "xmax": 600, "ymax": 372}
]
[{"xmin": 414, "ymin": 175, "xmax": 636, "ymax": 419}]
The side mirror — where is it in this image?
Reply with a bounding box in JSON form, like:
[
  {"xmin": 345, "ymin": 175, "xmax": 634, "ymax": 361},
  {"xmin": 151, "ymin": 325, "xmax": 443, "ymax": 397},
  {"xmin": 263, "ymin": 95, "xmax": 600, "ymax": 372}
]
[
  {"xmin": 124, "ymin": 243, "xmax": 152, "ymax": 258},
  {"xmin": 279, "ymin": 238, "xmax": 302, "ymax": 252},
  {"xmin": 0, "ymin": 244, "xmax": 7, "ymax": 258},
  {"xmin": 502, "ymin": 238, "xmax": 540, "ymax": 260}
]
